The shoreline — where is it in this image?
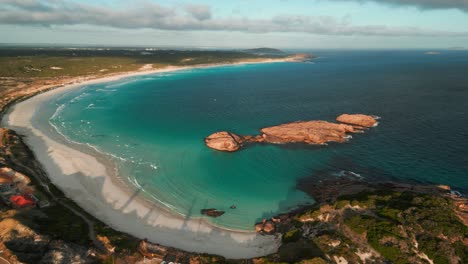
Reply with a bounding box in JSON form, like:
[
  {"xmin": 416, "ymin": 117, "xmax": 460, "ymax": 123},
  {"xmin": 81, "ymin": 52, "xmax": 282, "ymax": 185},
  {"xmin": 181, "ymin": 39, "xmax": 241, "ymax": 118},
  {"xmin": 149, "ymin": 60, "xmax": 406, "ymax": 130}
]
[{"xmin": 0, "ymin": 58, "xmax": 302, "ymax": 258}]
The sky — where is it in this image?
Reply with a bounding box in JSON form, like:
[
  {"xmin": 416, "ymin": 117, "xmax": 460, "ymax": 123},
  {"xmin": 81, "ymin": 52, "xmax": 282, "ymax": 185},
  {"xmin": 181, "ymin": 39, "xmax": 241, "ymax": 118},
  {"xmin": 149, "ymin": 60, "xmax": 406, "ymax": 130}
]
[{"xmin": 1, "ymin": 0, "xmax": 468, "ymax": 49}]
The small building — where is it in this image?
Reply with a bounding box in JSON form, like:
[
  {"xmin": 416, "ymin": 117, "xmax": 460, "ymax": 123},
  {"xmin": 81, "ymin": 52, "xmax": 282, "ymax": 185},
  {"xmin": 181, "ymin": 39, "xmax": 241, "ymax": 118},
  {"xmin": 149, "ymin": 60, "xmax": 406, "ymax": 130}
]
[{"xmin": 9, "ymin": 194, "xmax": 36, "ymax": 208}]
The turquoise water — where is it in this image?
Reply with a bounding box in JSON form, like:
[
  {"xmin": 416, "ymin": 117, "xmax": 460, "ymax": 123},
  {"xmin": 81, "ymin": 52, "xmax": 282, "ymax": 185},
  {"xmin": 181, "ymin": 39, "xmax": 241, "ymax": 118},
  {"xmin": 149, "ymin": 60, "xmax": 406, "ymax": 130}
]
[{"xmin": 37, "ymin": 50, "xmax": 468, "ymax": 230}]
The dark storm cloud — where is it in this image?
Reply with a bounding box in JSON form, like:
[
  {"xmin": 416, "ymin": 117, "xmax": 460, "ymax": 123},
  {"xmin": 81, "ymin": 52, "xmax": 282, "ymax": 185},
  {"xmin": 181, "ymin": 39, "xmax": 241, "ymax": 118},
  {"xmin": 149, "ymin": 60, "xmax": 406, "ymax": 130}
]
[{"xmin": 0, "ymin": 0, "xmax": 467, "ymax": 37}]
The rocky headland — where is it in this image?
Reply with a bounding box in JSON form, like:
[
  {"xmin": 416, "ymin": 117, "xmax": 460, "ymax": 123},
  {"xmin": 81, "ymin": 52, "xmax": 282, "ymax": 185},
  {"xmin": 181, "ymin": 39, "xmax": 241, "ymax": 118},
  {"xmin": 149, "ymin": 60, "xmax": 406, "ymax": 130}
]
[
  {"xmin": 250, "ymin": 173, "xmax": 468, "ymax": 264},
  {"xmin": 205, "ymin": 114, "xmax": 378, "ymax": 152}
]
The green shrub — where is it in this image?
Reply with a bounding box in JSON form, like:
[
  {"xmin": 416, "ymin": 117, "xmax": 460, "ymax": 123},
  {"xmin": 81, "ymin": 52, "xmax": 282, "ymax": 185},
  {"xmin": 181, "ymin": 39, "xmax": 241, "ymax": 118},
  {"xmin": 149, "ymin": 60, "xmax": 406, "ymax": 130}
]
[
  {"xmin": 335, "ymin": 200, "xmax": 350, "ymax": 209},
  {"xmin": 376, "ymin": 207, "xmax": 401, "ymax": 222},
  {"xmin": 282, "ymin": 228, "xmax": 302, "ymax": 243}
]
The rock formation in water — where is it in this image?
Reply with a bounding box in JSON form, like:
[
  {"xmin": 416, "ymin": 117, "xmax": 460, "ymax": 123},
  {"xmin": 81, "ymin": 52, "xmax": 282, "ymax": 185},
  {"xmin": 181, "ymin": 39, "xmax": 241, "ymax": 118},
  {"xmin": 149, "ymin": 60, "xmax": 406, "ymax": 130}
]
[
  {"xmin": 336, "ymin": 114, "xmax": 378, "ymax": 128},
  {"xmin": 205, "ymin": 114, "xmax": 378, "ymax": 152},
  {"xmin": 259, "ymin": 121, "xmax": 356, "ymax": 145},
  {"xmin": 204, "ymin": 132, "xmax": 243, "ymax": 152},
  {"xmin": 201, "ymin": 208, "xmax": 225, "ymax": 217}
]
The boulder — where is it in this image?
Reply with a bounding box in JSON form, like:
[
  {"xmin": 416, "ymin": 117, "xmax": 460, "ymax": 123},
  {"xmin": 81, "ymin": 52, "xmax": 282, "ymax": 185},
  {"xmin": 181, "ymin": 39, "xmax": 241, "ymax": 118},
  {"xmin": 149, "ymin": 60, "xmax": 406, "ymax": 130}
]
[
  {"xmin": 263, "ymin": 220, "xmax": 276, "ymax": 234},
  {"xmin": 254, "ymin": 219, "xmax": 276, "ymax": 234},
  {"xmin": 336, "ymin": 114, "xmax": 378, "ymax": 128},
  {"xmin": 201, "ymin": 208, "xmax": 225, "ymax": 218},
  {"xmin": 204, "ymin": 132, "xmax": 244, "ymax": 152},
  {"xmin": 255, "ymin": 223, "xmax": 264, "ymax": 233}
]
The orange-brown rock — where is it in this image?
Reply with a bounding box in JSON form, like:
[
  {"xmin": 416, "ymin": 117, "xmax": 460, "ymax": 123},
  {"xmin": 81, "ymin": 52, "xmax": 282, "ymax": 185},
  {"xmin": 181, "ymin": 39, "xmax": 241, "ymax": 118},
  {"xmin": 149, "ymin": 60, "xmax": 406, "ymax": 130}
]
[
  {"xmin": 437, "ymin": 185, "xmax": 451, "ymax": 192},
  {"xmin": 260, "ymin": 121, "xmax": 355, "ymax": 145},
  {"xmin": 205, "ymin": 114, "xmax": 378, "ymax": 152},
  {"xmin": 336, "ymin": 114, "xmax": 378, "ymax": 128},
  {"xmin": 255, "ymin": 222, "xmax": 264, "ymax": 233},
  {"xmin": 262, "ymin": 220, "xmax": 276, "ymax": 234},
  {"xmin": 204, "ymin": 131, "xmax": 244, "ymax": 152},
  {"xmin": 255, "ymin": 219, "xmax": 276, "ymax": 234}
]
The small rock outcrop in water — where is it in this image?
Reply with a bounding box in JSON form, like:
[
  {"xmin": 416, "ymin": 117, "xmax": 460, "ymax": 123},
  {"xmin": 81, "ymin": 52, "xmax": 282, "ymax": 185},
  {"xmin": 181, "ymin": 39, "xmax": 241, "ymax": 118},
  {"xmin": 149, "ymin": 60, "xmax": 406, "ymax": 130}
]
[
  {"xmin": 201, "ymin": 208, "xmax": 225, "ymax": 217},
  {"xmin": 205, "ymin": 114, "xmax": 378, "ymax": 152},
  {"xmin": 336, "ymin": 114, "xmax": 378, "ymax": 127},
  {"xmin": 204, "ymin": 132, "xmax": 243, "ymax": 152}
]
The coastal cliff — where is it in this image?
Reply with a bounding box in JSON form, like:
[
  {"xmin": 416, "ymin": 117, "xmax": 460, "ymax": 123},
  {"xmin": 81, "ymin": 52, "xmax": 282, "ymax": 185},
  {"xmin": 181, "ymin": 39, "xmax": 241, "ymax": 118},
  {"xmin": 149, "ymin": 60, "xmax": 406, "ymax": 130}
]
[{"xmin": 205, "ymin": 114, "xmax": 378, "ymax": 151}]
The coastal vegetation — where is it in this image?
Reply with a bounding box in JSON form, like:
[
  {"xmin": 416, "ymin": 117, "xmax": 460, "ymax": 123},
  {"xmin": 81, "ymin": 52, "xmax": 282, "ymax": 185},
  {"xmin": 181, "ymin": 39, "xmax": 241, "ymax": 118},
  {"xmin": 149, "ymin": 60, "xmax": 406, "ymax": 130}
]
[
  {"xmin": 0, "ymin": 48, "xmax": 289, "ymax": 78},
  {"xmin": 242, "ymin": 48, "xmax": 284, "ymax": 55},
  {"xmin": 246, "ymin": 186, "xmax": 467, "ymax": 264}
]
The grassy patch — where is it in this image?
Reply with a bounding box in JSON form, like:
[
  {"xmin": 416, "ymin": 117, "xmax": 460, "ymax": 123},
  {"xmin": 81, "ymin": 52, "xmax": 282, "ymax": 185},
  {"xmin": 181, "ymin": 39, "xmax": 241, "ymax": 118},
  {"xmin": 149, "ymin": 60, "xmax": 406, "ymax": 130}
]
[
  {"xmin": 0, "ymin": 49, "xmax": 285, "ymax": 78},
  {"xmin": 0, "ymin": 56, "xmax": 141, "ymax": 78}
]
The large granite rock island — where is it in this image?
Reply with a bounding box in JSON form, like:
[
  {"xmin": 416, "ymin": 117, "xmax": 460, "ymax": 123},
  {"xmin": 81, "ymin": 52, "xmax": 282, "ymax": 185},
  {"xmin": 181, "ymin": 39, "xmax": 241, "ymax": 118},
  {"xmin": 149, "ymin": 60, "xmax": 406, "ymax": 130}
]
[{"xmin": 205, "ymin": 114, "xmax": 379, "ymax": 152}]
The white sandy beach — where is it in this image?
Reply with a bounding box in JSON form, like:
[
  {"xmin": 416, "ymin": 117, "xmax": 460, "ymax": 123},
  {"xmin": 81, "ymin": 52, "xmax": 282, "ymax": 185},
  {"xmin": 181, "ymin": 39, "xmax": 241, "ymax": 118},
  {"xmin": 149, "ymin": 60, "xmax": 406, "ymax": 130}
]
[{"xmin": 0, "ymin": 61, "xmax": 290, "ymax": 259}]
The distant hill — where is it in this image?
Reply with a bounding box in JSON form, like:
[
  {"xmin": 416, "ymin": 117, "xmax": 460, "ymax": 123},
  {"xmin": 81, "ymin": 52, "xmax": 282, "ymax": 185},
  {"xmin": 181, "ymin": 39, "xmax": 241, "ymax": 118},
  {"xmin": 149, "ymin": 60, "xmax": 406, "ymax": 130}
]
[{"xmin": 242, "ymin": 48, "xmax": 284, "ymax": 54}]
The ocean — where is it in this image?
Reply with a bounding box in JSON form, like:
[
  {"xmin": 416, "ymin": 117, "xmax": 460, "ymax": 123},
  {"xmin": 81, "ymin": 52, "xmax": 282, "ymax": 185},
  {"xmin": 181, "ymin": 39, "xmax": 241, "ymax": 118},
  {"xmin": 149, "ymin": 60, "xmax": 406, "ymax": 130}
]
[{"xmin": 34, "ymin": 50, "xmax": 468, "ymax": 230}]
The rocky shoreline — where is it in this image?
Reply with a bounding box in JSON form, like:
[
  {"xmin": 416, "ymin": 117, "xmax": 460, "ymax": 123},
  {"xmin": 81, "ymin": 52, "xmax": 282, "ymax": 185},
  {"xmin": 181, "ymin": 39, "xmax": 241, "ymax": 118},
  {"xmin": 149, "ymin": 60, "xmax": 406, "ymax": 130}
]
[
  {"xmin": 259, "ymin": 172, "xmax": 468, "ymax": 234},
  {"xmin": 205, "ymin": 114, "xmax": 378, "ymax": 152},
  {"xmin": 242, "ymin": 170, "xmax": 467, "ymax": 263}
]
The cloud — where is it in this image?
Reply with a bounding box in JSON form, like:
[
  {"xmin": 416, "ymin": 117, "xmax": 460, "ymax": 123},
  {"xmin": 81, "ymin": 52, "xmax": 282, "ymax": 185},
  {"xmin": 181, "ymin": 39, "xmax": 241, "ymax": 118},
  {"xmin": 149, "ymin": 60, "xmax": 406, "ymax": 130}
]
[
  {"xmin": 185, "ymin": 4, "xmax": 211, "ymax": 20},
  {"xmin": 0, "ymin": 0, "xmax": 467, "ymax": 37},
  {"xmin": 0, "ymin": 0, "xmax": 55, "ymax": 11},
  {"xmin": 326, "ymin": 0, "xmax": 468, "ymax": 12}
]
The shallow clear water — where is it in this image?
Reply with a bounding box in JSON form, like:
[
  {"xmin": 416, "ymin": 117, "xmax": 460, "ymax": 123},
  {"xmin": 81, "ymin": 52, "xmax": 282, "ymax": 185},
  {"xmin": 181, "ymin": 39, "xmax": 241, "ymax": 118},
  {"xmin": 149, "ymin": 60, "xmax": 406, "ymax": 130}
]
[{"xmin": 37, "ymin": 50, "xmax": 468, "ymax": 230}]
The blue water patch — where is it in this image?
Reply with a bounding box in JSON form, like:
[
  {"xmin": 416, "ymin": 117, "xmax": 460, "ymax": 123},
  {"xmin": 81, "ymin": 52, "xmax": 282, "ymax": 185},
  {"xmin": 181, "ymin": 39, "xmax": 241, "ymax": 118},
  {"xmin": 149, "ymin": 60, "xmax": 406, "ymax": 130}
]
[{"xmin": 38, "ymin": 50, "xmax": 468, "ymax": 229}]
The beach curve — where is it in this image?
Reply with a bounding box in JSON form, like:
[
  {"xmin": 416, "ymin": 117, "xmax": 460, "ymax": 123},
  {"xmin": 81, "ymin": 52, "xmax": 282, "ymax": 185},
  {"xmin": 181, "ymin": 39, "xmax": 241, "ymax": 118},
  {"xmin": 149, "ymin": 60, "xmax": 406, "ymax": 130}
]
[{"xmin": 0, "ymin": 62, "xmax": 293, "ymax": 258}]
